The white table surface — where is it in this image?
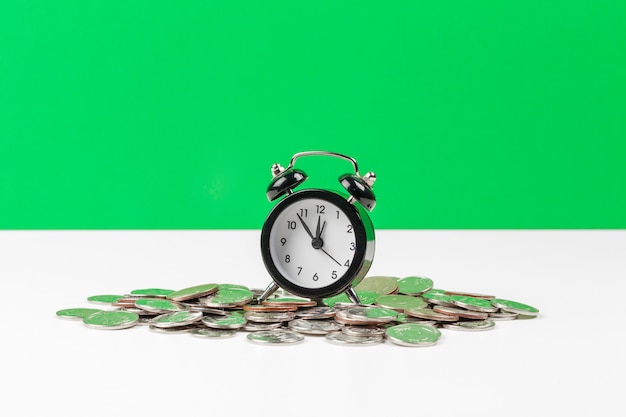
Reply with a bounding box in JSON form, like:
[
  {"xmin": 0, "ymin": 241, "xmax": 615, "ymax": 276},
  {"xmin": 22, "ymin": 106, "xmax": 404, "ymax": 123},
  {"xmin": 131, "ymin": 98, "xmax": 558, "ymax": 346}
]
[{"xmin": 1, "ymin": 230, "xmax": 624, "ymax": 417}]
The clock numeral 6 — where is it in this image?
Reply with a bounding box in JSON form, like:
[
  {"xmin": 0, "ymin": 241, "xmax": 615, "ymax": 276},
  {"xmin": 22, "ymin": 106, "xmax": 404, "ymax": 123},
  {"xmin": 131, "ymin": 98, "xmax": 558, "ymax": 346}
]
[{"xmin": 313, "ymin": 273, "xmax": 319, "ymax": 281}]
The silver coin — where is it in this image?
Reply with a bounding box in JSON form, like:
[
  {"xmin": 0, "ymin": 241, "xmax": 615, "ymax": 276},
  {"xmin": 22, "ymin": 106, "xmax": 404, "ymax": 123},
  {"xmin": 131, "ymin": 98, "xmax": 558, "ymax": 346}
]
[
  {"xmin": 244, "ymin": 311, "xmax": 296, "ymax": 323},
  {"xmin": 87, "ymin": 294, "xmax": 124, "ymax": 305},
  {"xmin": 355, "ymin": 276, "xmax": 399, "ymax": 295},
  {"xmin": 332, "ymin": 302, "xmax": 371, "ymax": 310},
  {"xmin": 489, "ymin": 311, "xmax": 519, "ymax": 321},
  {"xmin": 167, "ymin": 283, "xmax": 219, "ymax": 302},
  {"xmin": 150, "ymin": 310, "xmax": 203, "ymax": 328},
  {"xmin": 345, "ymin": 306, "xmax": 399, "ymax": 323},
  {"xmin": 442, "ymin": 319, "xmax": 496, "ymax": 331},
  {"xmin": 120, "ymin": 307, "xmax": 158, "ymax": 316},
  {"xmin": 137, "ymin": 316, "xmax": 154, "ymax": 325},
  {"xmin": 246, "ymin": 329, "xmax": 304, "ymax": 345},
  {"xmin": 325, "ymin": 331, "xmax": 383, "ymax": 346},
  {"xmin": 444, "ymin": 290, "xmax": 495, "ymax": 299},
  {"xmin": 218, "ymin": 283, "xmax": 250, "ymax": 291},
  {"xmin": 449, "ymin": 295, "xmax": 498, "ymax": 313},
  {"xmin": 56, "ymin": 308, "xmax": 102, "ymax": 321},
  {"xmin": 201, "ymin": 314, "xmax": 247, "ymax": 330},
  {"xmin": 341, "ymin": 325, "xmax": 386, "ymax": 337},
  {"xmin": 149, "ymin": 324, "xmax": 197, "ymax": 334},
  {"xmin": 490, "ymin": 298, "xmax": 539, "ymax": 316},
  {"xmin": 191, "ymin": 328, "xmax": 238, "ymax": 338},
  {"xmin": 405, "ymin": 307, "xmax": 459, "ymax": 322},
  {"xmin": 295, "ymin": 307, "xmax": 336, "ymax": 319},
  {"xmin": 394, "ymin": 314, "xmax": 438, "ymax": 326},
  {"xmin": 422, "ymin": 291, "xmax": 455, "ymax": 307},
  {"xmin": 200, "ymin": 288, "xmax": 254, "ymax": 308},
  {"xmin": 129, "ymin": 288, "xmax": 175, "ymax": 298},
  {"xmin": 134, "ymin": 298, "xmax": 185, "ymax": 314},
  {"xmin": 396, "ymin": 276, "xmax": 434, "ymax": 295},
  {"xmin": 83, "ymin": 310, "xmax": 139, "ymax": 330},
  {"xmin": 241, "ymin": 322, "xmax": 283, "ymax": 332},
  {"xmin": 385, "ymin": 323, "xmax": 442, "ymax": 347},
  {"xmin": 432, "ymin": 305, "xmax": 489, "ymax": 320},
  {"xmin": 179, "ymin": 302, "xmax": 229, "ymax": 315},
  {"xmin": 288, "ymin": 319, "xmax": 343, "ymax": 335},
  {"xmin": 334, "ymin": 309, "xmax": 371, "ymax": 325},
  {"xmin": 375, "ymin": 294, "xmax": 428, "ymax": 312}
]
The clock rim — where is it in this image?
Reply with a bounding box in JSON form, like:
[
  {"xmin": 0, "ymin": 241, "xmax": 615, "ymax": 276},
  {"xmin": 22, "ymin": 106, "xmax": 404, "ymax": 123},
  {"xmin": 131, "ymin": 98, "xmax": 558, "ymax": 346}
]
[{"xmin": 260, "ymin": 189, "xmax": 374, "ymax": 299}]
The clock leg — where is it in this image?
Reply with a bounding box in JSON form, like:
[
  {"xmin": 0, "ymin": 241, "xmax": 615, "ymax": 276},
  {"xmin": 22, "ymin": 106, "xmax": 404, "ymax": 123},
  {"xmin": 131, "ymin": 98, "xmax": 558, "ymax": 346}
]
[
  {"xmin": 256, "ymin": 281, "xmax": 280, "ymax": 304},
  {"xmin": 345, "ymin": 286, "xmax": 361, "ymax": 305}
]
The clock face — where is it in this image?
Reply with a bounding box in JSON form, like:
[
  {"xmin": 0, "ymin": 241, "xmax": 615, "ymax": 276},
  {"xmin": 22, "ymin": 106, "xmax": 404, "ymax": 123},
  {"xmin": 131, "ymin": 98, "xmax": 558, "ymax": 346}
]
[{"xmin": 261, "ymin": 190, "xmax": 374, "ymax": 299}]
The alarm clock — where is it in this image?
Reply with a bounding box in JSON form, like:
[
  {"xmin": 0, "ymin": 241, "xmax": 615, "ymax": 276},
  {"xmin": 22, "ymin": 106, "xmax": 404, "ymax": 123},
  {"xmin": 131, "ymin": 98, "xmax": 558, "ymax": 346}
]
[{"xmin": 258, "ymin": 151, "xmax": 377, "ymax": 305}]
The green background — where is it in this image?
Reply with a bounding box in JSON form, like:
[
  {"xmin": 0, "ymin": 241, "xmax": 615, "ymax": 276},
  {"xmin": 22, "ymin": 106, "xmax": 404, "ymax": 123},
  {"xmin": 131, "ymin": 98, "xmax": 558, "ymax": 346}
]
[{"xmin": 1, "ymin": 1, "xmax": 624, "ymax": 229}]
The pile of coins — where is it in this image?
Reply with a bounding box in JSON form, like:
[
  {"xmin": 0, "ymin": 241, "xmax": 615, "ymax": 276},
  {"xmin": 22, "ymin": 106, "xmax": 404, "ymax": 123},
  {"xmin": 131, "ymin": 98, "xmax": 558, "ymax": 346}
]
[{"xmin": 56, "ymin": 276, "xmax": 540, "ymax": 347}]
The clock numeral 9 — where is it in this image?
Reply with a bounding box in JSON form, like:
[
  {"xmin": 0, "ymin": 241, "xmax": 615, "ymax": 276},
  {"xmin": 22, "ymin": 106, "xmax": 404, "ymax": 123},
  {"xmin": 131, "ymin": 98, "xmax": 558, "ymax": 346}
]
[{"xmin": 280, "ymin": 238, "xmax": 287, "ymax": 246}]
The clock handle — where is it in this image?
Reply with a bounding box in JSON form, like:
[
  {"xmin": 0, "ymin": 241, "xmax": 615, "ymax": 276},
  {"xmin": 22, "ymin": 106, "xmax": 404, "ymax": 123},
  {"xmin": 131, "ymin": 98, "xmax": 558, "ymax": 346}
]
[
  {"xmin": 288, "ymin": 150, "xmax": 360, "ymax": 175},
  {"xmin": 345, "ymin": 286, "xmax": 362, "ymax": 305},
  {"xmin": 256, "ymin": 281, "xmax": 280, "ymax": 304}
]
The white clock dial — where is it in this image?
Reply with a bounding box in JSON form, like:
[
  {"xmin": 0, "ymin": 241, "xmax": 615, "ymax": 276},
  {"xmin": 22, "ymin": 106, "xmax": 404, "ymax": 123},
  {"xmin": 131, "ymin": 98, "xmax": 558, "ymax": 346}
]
[{"xmin": 269, "ymin": 197, "xmax": 357, "ymax": 289}]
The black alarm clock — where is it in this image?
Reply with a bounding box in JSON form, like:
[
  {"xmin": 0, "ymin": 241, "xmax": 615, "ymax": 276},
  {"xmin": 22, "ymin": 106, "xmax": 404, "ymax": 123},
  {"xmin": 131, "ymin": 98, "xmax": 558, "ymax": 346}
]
[{"xmin": 258, "ymin": 151, "xmax": 377, "ymax": 305}]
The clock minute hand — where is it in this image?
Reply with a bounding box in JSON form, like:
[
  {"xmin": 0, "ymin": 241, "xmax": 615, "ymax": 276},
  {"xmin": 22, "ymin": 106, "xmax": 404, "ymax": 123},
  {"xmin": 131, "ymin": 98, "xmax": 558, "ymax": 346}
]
[
  {"xmin": 320, "ymin": 248, "xmax": 342, "ymax": 266},
  {"xmin": 296, "ymin": 213, "xmax": 315, "ymax": 240}
]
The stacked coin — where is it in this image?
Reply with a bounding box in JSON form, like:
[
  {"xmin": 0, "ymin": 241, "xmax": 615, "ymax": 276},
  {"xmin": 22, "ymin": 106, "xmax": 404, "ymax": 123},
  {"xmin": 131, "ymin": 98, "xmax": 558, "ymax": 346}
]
[{"xmin": 56, "ymin": 277, "xmax": 540, "ymax": 347}]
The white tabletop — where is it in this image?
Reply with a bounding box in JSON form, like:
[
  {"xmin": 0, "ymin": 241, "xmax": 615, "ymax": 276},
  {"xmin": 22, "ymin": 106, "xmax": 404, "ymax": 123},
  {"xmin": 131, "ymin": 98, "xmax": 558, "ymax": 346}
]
[{"xmin": 1, "ymin": 230, "xmax": 624, "ymax": 417}]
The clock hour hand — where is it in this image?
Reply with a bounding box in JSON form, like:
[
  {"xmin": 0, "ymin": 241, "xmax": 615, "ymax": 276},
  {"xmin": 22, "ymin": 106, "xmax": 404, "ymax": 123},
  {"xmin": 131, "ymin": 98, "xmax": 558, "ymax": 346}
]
[
  {"xmin": 315, "ymin": 216, "xmax": 321, "ymax": 239},
  {"xmin": 314, "ymin": 216, "xmax": 327, "ymax": 240},
  {"xmin": 296, "ymin": 213, "xmax": 315, "ymax": 240}
]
